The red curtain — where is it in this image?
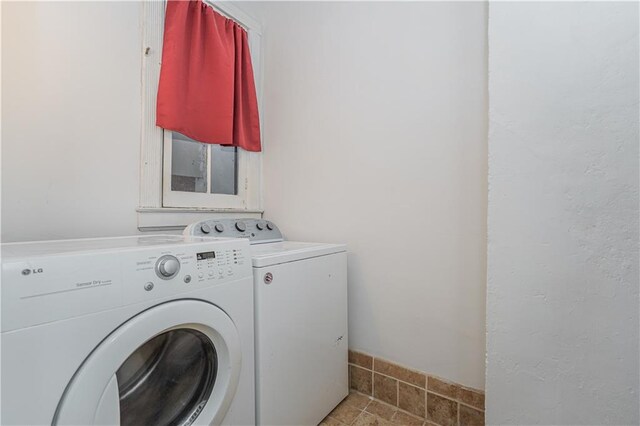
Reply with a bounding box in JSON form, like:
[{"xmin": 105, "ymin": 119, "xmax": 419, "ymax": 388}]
[{"xmin": 156, "ymin": 0, "xmax": 261, "ymax": 152}]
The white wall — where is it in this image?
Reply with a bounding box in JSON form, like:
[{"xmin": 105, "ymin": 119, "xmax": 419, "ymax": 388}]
[
  {"xmin": 487, "ymin": 2, "xmax": 639, "ymax": 424},
  {"xmin": 242, "ymin": 2, "xmax": 488, "ymax": 389},
  {"xmin": 1, "ymin": 1, "xmax": 142, "ymax": 242}
]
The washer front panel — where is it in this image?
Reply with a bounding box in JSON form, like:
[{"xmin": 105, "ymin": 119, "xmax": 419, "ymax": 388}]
[{"xmin": 254, "ymin": 253, "xmax": 348, "ymax": 425}]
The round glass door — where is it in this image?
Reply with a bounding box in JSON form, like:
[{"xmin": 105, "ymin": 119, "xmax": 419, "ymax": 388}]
[
  {"xmin": 116, "ymin": 329, "xmax": 217, "ymax": 426},
  {"xmin": 54, "ymin": 301, "xmax": 243, "ymax": 426}
]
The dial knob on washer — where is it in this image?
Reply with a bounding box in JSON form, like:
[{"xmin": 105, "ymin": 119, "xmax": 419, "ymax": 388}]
[
  {"xmin": 156, "ymin": 255, "xmax": 180, "ymax": 279},
  {"xmin": 256, "ymin": 222, "xmax": 265, "ymax": 230},
  {"xmin": 235, "ymin": 221, "xmax": 246, "ymax": 232},
  {"xmin": 214, "ymin": 224, "xmax": 225, "ymax": 233},
  {"xmin": 200, "ymin": 224, "xmax": 211, "ymax": 234},
  {"xmin": 266, "ymin": 222, "xmax": 274, "ymax": 230}
]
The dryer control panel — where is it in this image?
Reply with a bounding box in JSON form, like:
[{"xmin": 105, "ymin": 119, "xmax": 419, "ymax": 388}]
[
  {"xmin": 1, "ymin": 236, "xmax": 253, "ymax": 331},
  {"xmin": 184, "ymin": 219, "xmax": 283, "ymax": 245},
  {"xmin": 126, "ymin": 239, "xmax": 250, "ymax": 306}
]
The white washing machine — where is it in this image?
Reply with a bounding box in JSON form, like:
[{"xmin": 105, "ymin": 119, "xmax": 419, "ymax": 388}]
[
  {"xmin": 184, "ymin": 219, "xmax": 348, "ymax": 426},
  {"xmin": 1, "ymin": 235, "xmax": 255, "ymax": 426}
]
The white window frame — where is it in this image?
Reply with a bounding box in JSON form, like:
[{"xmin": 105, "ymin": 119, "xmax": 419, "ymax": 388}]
[{"xmin": 137, "ymin": 1, "xmax": 264, "ymax": 230}]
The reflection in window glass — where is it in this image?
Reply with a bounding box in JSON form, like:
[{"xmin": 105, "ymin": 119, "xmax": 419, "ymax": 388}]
[
  {"xmin": 211, "ymin": 145, "xmax": 238, "ymax": 195},
  {"xmin": 116, "ymin": 329, "xmax": 217, "ymax": 426},
  {"xmin": 170, "ymin": 132, "xmax": 238, "ymax": 195},
  {"xmin": 171, "ymin": 132, "xmax": 207, "ymax": 193}
]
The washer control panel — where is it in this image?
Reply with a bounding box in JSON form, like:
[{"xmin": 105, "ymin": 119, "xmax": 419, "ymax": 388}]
[{"xmin": 184, "ymin": 218, "xmax": 283, "ymax": 245}]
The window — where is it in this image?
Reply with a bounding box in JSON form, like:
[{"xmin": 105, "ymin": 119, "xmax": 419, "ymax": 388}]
[
  {"xmin": 169, "ymin": 133, "xmax": 237, "ymax": 195},
  {"xmin": 163, "ymin": 131, "xmax": 246, "ymax": 209},
  {"xmin": 138, "ymin": 1, "xmax": 263, "ymax": 229}
]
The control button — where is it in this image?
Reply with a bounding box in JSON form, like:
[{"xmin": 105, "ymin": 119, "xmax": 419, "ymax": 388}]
[
  {"xmin": 208, "ymin": 271, "xmax": 214, "ymax": 277},
  {"xmin": 184, "ymin": 275, "xmax": 192, "ymax": 283},
  {"xmin": 155, "ymin": 255, "xmax": 181, "ymax": 280},
  {"xmin": 198, "ymin": 272, "xmax": 204, "ymax": 278},
  {"xmin": 266, "ymin": 222, "xmax": 274, "ymax": 230},
  {"xmin": 214, "ymin": 223, "xmax": 225, "ymax": 233},
  {"xmin": 200, "ymin": 224, "xmax": 211, "ymax": 234},
  {"xmin": 235, "ymin": 221, "xmax": 246, "ymax": 232},
  {"xmin": 256, "ymin": 222, "xmax": 265, "ymax": 230},
  {"xmin": 227, "ymin": 268, "xmax": 233, "ymax": 275},
  {"xmin": 144, "ymin": 282, "xmax": 154, "ymax": 291}
]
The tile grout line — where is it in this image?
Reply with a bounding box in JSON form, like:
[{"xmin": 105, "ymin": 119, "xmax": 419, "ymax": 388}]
[
  {"xmin": 352, "ymin": 389, "xmax": 422, "ymax": 419},
  {"xmin": 350, "ymin": 362, "xmax": 485, "ymax": 413},
  {"xmin": 351, "ymin": 389, "xmax": 430, "ymax": 424},
  {"xmin": 348, "ymin": 363, "xmax": 374, "ymax": 397},
  {"xmin": 396, "ymin": 375, "xmax": 400, "ymax": 408},
  {"xmin": 359, "ymin": 391, "xmax": 433, "ymax": 424},
  {"xmin": 425, "ymin": 375, "xmax": 429, "ymax": 424},
  {"xmin": 349, "ymin": 352, "xmax": 484, "ymax": 394},
  {"xmin": 325, "ymin": 389, "xmax": 441, "ymax": 426},
  {"xmin": 348, "ymin": 389, "xmax": 481, "ymax": 426},
  {"xmin": 328, "ymin": 395, "xmax": 371, "ymax": 426},
  {"xmin": 369, "ymin": 363, "xmax": 374, "ymax": 398},
  {"xmin": 353, "ymin": 359, "xmax": 484, "ymax": 398},
  {"xmin": 350, "ymin": 363, "xmax": 426, "ymax": 390},
  {"xmin": 458, "ymin": 400, "xmax": 484, "ymax": 412},
  {"xmin": 371, "ymin": 364, "xmax": 376, "ymax": 399},
  {"xmin": 427, "ymin": 389, "xmax": 485, "ymax": 413},
  {"xmin": 349, "ymin": 355, "xmax": 485, "ymax": 426}
]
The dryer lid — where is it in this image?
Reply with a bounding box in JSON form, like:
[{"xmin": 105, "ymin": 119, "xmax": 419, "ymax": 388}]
[{"xmin": 250, "ymin": 241, "xmax": 346, "ymax": 268}]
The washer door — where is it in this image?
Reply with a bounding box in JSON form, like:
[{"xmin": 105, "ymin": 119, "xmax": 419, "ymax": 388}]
[{"xmin": 54, "ymin": 300, "xmax": 242, "ymax": 426}]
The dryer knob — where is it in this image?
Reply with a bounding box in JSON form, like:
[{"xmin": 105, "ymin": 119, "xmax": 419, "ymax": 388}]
[
  {"xmin": 156, "ymin": 255, "xmax": 180, "ymax": 279},
  {"xmin": 256, "ymin": 222, "xmax": 265, "ymax": 231},
  {"xmin": 235, "ymin": 221, "xmax": 246, "ymax": 232},
  {"xmin": 200, "ymin": 224, "xmax": 211, "ymax": 234},
  {"xmin": 266, "ymin": 222, "xmax": 274, "ymax": 231},
  {"xmin": 214, "ymin": 224, "xmax": 225, "ymax": 233}
]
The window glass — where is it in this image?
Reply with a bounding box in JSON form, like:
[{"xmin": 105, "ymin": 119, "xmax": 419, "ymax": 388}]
[
  {"xmin": 210, "ymin": 145, "xmax": 238, "ymax": 195},
  {"xmin": 116, "ymin": 329, "xmax": 217, "ymax": 426},
  {"xmin": 171, "ymin": 133, "xmax": 207, "ymax": 193},
  {"xmin": 170, "ymin": 132, "xmax": 238, "ymax": 195}
]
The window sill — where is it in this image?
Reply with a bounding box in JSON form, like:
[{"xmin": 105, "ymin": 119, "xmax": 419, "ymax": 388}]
[{"xmin": 137, "ymin": 207, "xmax": 263, "ymax": 231}]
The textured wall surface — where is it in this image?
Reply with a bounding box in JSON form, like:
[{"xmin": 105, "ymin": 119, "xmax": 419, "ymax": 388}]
[
  {"xmin": 487, "ymin": 2, "xmax": 639, "ymax": 424},
  {"xmin": 242, "ymin": 2, "xmax": 488, "ymax": 389},
  {"xmin": 2, "ymin": 2, "xmax": 141, "ymax": 242}
]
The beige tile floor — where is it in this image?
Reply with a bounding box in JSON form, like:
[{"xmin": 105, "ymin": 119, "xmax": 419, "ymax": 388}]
[{"xmin": 320, "ymin": 392, "xmax": 427, "ymax": 426}]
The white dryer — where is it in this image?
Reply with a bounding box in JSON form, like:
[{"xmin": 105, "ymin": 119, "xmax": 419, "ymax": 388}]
[
  {"xmin": 1, "ymin": 235, "xmax": 255, "ymax": 426},
  {"xmin": 184, "ymin": 219, "xmax": 348, "ymax": 426}
]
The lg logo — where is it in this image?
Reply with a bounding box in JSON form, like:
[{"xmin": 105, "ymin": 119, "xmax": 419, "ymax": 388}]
[{"xmin": 21, "ymin": 268, "xmax": 43, "ymax": 276}]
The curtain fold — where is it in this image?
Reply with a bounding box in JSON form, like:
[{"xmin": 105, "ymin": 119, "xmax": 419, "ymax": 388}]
[{"xmin": 156, "ymin": 0, "xmax": 261, "ymax": 152}]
